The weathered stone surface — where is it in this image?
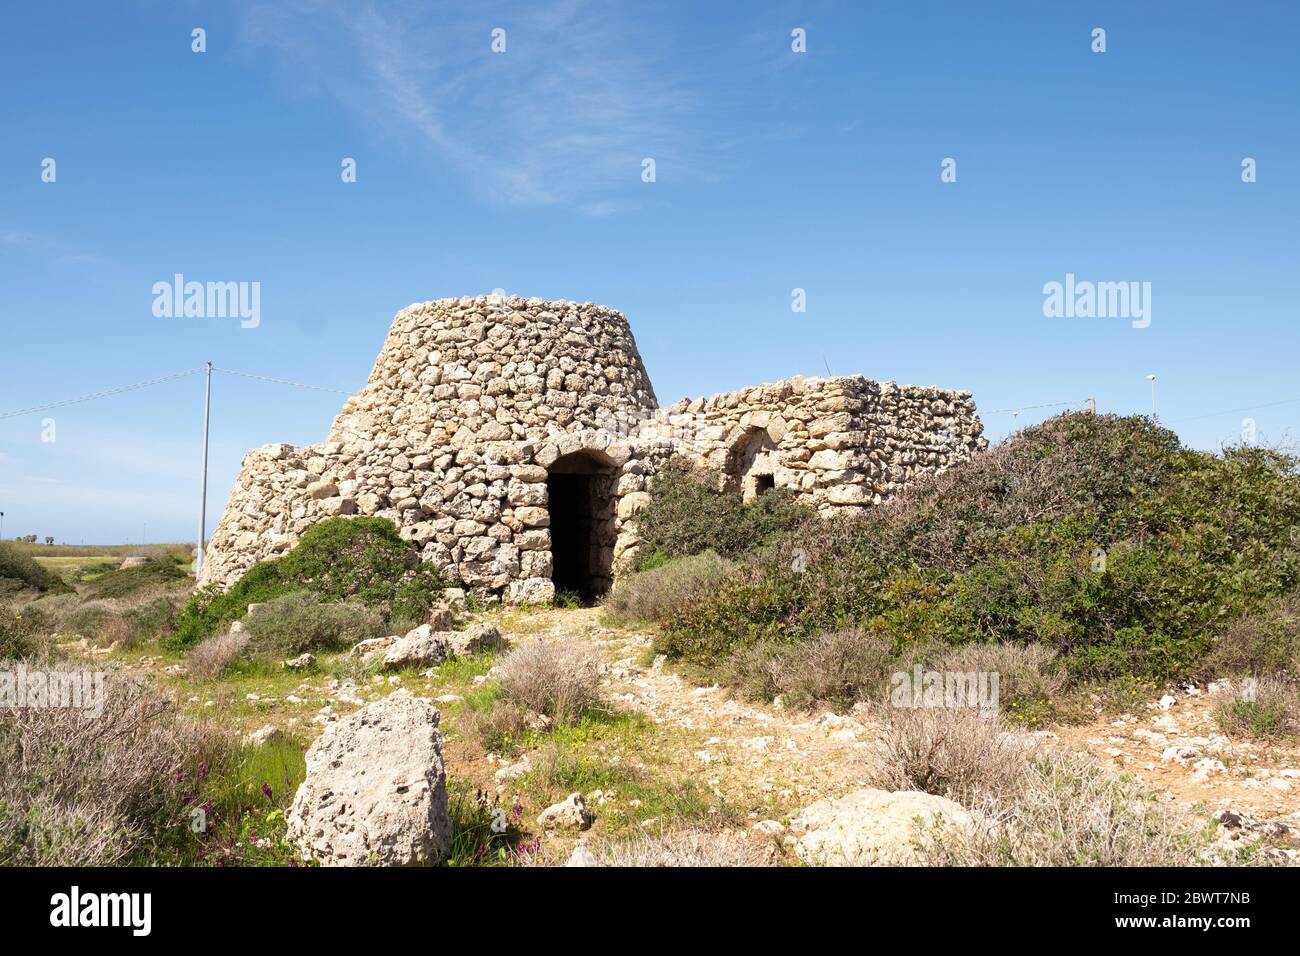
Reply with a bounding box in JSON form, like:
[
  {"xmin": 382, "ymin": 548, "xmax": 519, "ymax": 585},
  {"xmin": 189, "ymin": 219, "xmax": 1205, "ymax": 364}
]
[
  {"xmin": 351, "ymin": 636, "xmax": 395, "ymax": 660},
  {"xmin": 566, "ymin": 844, "xmax": 598, "ymax": 867},
  {"xmin": 199, "ymin": 295, "xmax": 986, "ymax": 600},
  {"xmin": 788, "ymin": 788, "xmax": 973, "ymax": 866},
  {"xmin": 286, "ymin": 691, "xmax": 452, "ymax": 866},
  {"xmin": 382, "ymin": 625, "xmax": 450, "ymax": 669},
  {"xmin": 445, "ymin": 622, "xmax": 506, "ymax": 658},
  {"xmin": 537, "ymin": 792, "xmax": 593, "ymax": 831}
]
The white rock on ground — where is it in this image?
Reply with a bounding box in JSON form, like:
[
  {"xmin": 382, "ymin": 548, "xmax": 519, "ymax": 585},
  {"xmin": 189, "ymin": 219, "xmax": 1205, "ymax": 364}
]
[
  {"xmin": 381, "ymin": 623, "xmax": 506, "ymax": 670},
  {"xmin": 787, "ymin": 788, "xmax": 973, "ymax": 866},
  {"xmin": 445, "ymin": 623, "xmax": 507, "ymax": 658},
  {"xmin": 351, "ymin": 636, "xmax": 395, "ymax": 660},
  {"xmin": 382, "ymin": 625, "xmax": 450, "ymax": 669},
  {"xmin": 537, "ymin": 792, "xmax": 593, "ymax": 831},
  {"xmin": 566, "ymin": 844, "xmax": 598, "ymax": 867},
  {"xmin": 244, "ymin": 725, "xmax": 282, "ymax": 748},
  {"xmin": 286, "ymin": 690, "xmax": 452, "ymax": 866}
]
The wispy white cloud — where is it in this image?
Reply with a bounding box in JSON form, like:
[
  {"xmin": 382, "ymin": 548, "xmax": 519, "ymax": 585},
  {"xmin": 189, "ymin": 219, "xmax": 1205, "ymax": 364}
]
[
  {"xmin": 0, "ymin": 227, "xmax": 113, "ymax": 268},
  {"xmin": 238, "ymin": 0, "xmax": 697, "ymax": 207}
]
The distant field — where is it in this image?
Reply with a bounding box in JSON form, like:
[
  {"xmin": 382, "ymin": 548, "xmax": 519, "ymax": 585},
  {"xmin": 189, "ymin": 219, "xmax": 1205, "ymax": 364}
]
[
  {"xmin": 3, "ymin": 541, "xmax": 193, "ymax": 559},
  {"xmin": 2, "ymin": 542, "xmax": 195, "ymax": 577}
]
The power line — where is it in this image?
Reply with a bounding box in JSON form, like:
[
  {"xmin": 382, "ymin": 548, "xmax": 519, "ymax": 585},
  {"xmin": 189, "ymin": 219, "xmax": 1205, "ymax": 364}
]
[
  {"xmin": 984, "ymin": 399, "xmax": 1089, "ymax": 415},
  {"xmin": 0, "ymin": 366, "xmax": 355, "ymax": 423},
  {"xmin": 1168, "ymin": 396, "xmax": 1300, "ymax": 425},
  {"xmin": 213, "ymin": 367, "xmax": 354, "ymax": 395},
  {"xmin": 0, "ymin": 367, "xmax": 206, "ymax": 421}
]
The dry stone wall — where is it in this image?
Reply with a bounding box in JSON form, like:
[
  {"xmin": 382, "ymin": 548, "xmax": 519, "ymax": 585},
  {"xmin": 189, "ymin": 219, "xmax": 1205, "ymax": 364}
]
[{"xmin": 200, "ymin": 295, "xmax": 986, "ymax": 603}]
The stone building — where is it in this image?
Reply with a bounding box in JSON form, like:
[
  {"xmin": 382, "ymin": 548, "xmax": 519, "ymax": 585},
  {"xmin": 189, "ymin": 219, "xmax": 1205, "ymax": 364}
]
[{"xmin": 199, "ymin": 295, "xmax": 987, "ymax": 603}]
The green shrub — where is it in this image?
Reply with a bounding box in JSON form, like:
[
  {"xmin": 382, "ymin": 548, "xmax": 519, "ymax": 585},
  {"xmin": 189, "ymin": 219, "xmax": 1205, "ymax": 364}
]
[
  {"xmin": 168, "ymin": 517, "xmax": 442, "ymax": 651},
  {"xmin": 0, "ymin": 543, "xmax": 72, "ymax": 596},
  {"xmin": 1209, "ymin": 593, "xmax": 1300, "ymax": 679},
  {"xmin": 604, "ymin": 551, "xmax": 736, "ymax": 625},
  {"xmin": 79, "ymin": 555, "xmax": 188, "ymax": 600},
  {"xmin": 59, "ymin": 603, "xmax": 110, "ymax": 640},
  {"xmin": 660, "ymin": 414, "xmax": 1300, "ymax": 684},
  {"xmin": 0, "ymin": 605, "xmax": 52, "ymax": 659},
  {"xmin": 124, "ymin": 596, "xmax": 181, "ymax": 644},
  {"xmin": 633, "ymin": 457, "xmax": 811, "ymax": 567},
  {"xmin": 241, "ymin": 590, "xmax": 385, "ymax": 659},
  {"xmin": 460, "ymin": 696, "xmax": 531, "ymax": 755},
  {"xmin": 721, "ymin": 627, "xmax": 903, "ymax": 711},
  {"xmin": 1213, "ymin": 678, "xmax": 1299, "ymax": 740}
]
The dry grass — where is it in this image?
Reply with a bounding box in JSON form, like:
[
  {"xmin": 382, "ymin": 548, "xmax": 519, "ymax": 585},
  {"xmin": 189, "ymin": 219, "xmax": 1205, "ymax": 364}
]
[
  {"xmin": 1212, "ymin": 677, "xmax": 1300, "ymax": 740},
  {"xmin": 916, "ymin": 751, "xmax": 1198, "ymax": 866},
  {"xmin": 184, "ymin": 630, "xmax": 249, "ymax": 681},
  {"xmin": 584, "ymin": 830, "xmax": 770, "ymax": 867},
  {"xmin": 931, "ymin": 642, "xmax": 1067, "ymax": 723},
  {"xmin": 722, "ymin": 628, "xmax": 924, "ymax": 711},
  {"xmin": 497, "ymin": 638, "xmax": 603, "ymax": 724},
  {"xmin": 0, "ymin": 659, "xmax": 228, "ymax": 865},
  {"xmin": 868, "ymin": 706, "xmax": 1031, "ymax": 806},
  {"xmin": 460, "ymin": 698, "xmax": 530, "ymax": 754}
]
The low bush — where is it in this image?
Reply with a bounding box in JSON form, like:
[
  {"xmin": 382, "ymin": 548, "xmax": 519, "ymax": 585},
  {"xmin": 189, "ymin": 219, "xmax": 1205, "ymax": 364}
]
[
  {"xmin": 603, "ymin": 551, "xmax": 735, "ymax": 626},
  {"xmin": 168, "ymin": 517, "xmax": 442, "ymax": 651},
  {"xmin": 460, "ymin": 697, "xmax": 531, "ymax": 755},
  {"xmin": 59, "ymin": 603, "xmax": 109, "ymax": 640},
  {"xmin": 124, "ymin": 596, "xmax": 181, "ymax": 645},
  {"xmin": 868, "ymin": 708, "xmax": 1030, "ymax": 806},
  {"xmin": 0, "ymin": 605, "xmax": 53, "ymax": 659},
  {"xmin": 722, "ymin": 627, "xmax": 904, "ymax": 711},
  {"xmin": 80, "ymin": 555, "xmax": 188, "ymax": 601},
  {"xmin": 632, "ymin": 457, "xmax": 811, "ymax": 567},
  {"xmin": 659, "ymin": 414, "xmax": 1300, "ymax": 684},
  {"xmin": 0, "ymin": 542, "xmax": 72, "ymax": 596},
  {"xmin": 1213, "ymin": 678, "xmax": 1299, "ymax": 740},
  {"xmin": 0, "ymin": 661, "xmax": 228, "ymax": 865},
  {"xmin": 497, "ymin": 639, "xmax": 603, "ymax": 725},
  {"xmin": 931, "ymin": 642, "xmax": 1067, "ymax": 728},
  {"xmin": 240, "ymin": 590, "xmax": 385, "ymax": 659},
  {"xmin": 917, "ymin": 751, "xmax": 1198, "ymax": 866},
  {"xmin": 185, "ymin": 630, "xmax": 250, "ymax": 681},
  {"xmin": 24, "ymin": 592, "xmax": 80, "ymax": 627},
  {"xmin": 1209, "ymin": 594, "xmax": 1300, "ymax": 679}
]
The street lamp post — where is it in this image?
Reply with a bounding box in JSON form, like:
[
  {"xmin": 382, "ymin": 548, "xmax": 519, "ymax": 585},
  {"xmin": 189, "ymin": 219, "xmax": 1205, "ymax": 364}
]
[{"xmin": 1145, "ymin": 374, "xmax": 1157, "ymax": 418}]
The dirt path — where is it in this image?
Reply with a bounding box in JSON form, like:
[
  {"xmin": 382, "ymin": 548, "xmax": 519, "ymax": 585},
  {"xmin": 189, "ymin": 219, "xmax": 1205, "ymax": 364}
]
[
  {"xmin": 1050, "ymin": 684, "xmax": 1300, "ymax": 832},
  {"xmin": 498, "ymin": 609, "xmax": 1300, "ymax": 844},
  {"xmin": 497, "ymin": 607, "xmax": 878, "ymax": 821}
]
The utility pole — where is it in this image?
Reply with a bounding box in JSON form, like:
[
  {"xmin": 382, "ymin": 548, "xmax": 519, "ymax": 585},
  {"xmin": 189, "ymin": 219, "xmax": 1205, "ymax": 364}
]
[
  {"xmin": 0, "ymin": 511, "xmax": 5, "ymax": 541},
  {"xmin": 1145, "ymin": 374, "xmax": 1157, "ymax": 418},
  {"xmin": 195, "ymin": 361, "xmax": 213, "ymax": 576},
  {"xmin": 1087, "ymin": 397, "xmax": 1096, "ymax": 415}
]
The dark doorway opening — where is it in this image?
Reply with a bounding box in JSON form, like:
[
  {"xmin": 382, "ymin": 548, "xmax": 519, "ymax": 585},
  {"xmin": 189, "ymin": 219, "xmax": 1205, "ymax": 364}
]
[
  {"xmin": 547, "ymin": 451, "xmax": 616, "ymax": 602},
  {"xmin": 754, "ymin": 474, "xmax": 775, "ymax": 496}
]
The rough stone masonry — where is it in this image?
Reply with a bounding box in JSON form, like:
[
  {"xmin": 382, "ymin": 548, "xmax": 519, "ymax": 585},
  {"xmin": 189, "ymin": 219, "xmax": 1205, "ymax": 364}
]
[{"xmin": 200, "ymin": 295, "xmax": 987, "ymax": 603}]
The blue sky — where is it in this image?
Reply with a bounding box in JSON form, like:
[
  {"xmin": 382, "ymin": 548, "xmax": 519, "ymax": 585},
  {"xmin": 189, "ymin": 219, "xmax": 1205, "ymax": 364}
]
[{"xmin": 1, "ymin": 0, "xmax": 1297, "ymax": 544}]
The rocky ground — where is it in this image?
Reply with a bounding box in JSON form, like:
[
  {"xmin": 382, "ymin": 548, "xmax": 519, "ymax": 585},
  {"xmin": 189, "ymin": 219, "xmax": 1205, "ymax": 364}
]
[{"xmin": 75, "ymin": 604, "xmax": 1300, "ymax": 864}]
